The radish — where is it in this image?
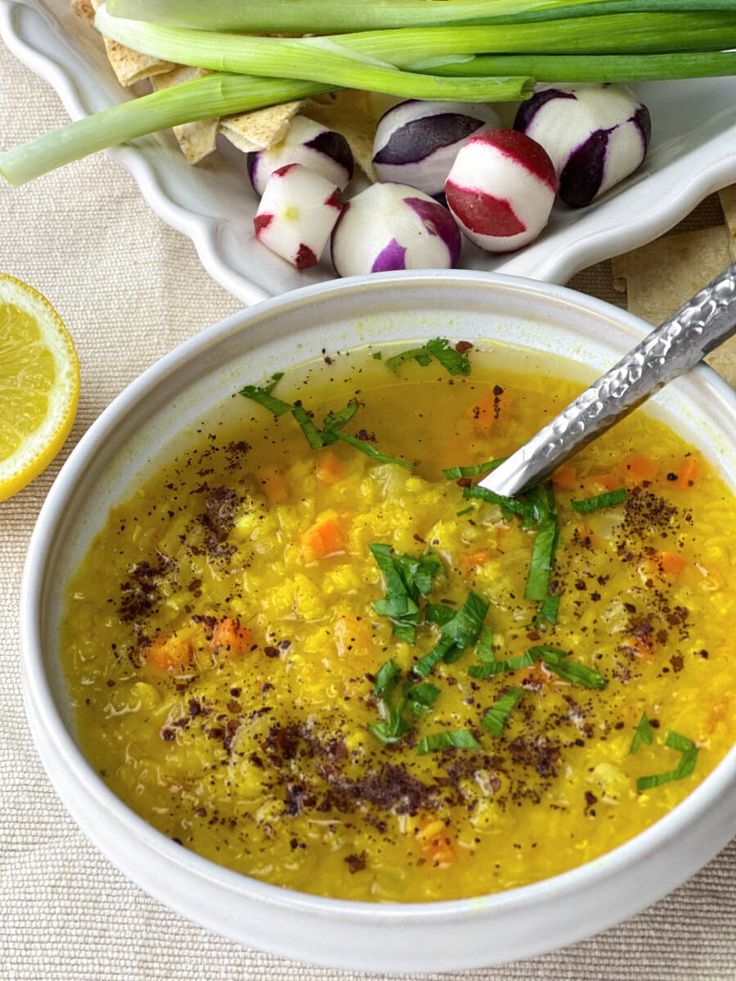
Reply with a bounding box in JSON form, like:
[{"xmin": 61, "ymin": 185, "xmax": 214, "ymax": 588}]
[
  {"xmin": 247, "ymin": 115, "xmax": 353, "ymax": 196},
  {"xmin": 372, "ymin": 100, "xmax": 500, "ymax": 197},
  {"xmin": 330, "ymin": 182, "xmax": 461, "ymax": 277},
  {"xmin": 514, "ymin": 84, "xmax": 651, "ymax": 208},
  {"xmin": 444, "ymin": 130, "xmax": 556, "ymax": 253},
  {"xmin": 253, "ymin": 163, "xmax": 342, "ymax": 270}
]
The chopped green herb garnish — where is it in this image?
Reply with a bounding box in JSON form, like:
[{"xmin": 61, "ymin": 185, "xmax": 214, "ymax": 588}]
[
  {"xmin": 468, "ymin": 648, "xmax": 540, "ymax": 679},
  {"xmin": 456, "ymin": 506, "xmax": 475, "ymax": 517},
  {"xmin": 571, "ymin": 488, "xmax": 628, "ymax": 513},
  {"xmin": 370, "ymin": 544, "xmax": 442, "ymax": 643},
  {"xmin": 291, "ymin": 404, "xmax": 326, "ymax": 448},
  {"xmin": 322, "ymin": 399, "xmax": 361, "ymax": 434},
  {"xmin": 416, "ymin": 729, "xmax": 481, "ymax": 755},
  {"xmin": 629, "ymin": 712, "xmax": 654, "ymax": 754},
  {"xmin": 386, "ymin": 337, "xmax": 471, "ymax": 376},
  {"xmin": 239, "ymin": 384, "xmax": 292, "ymax": 417},
  {"xmin": 482, "ymin": 687, "xmax": 525, "ymax": 736},
  {"xmin": 425, "ymin": 603, "xmax": 455, "ymax": 626},
  {"xmin": 462, "ymin": 484, "xmax": 531, "ymax": 519},
  {"xmin": 533, "ymin": 645, "xmax": 607, "ymax": 689},
  {"xmin": 535, "ymin": 592, "xmax": 561, "ymax": 626},
  {"xmin": 263, "ymin": 371, "xmax": 284, "ymax": 395},
  {"xmin": 443, "ymin": 457, "xmax": 506, "ymax": 480},
  {"xmin": 371, "ymin": 351, "xmax": 382, "ymax": 360},
  {"xmin": 333, "ymin": 431, "xmax": 411, "ymax": 469},
  {"xmin": 373, "ymin": 659, "xmax": 401, "ymax": 699},
  {"xmin": 637, "ymin": 730, "xmax": 699, "ymax": 792},
  {"xmin": 405, "ymin": 681, "xmax": 441, "ymax": 715},
  {"xmin": 368, "ymin": 712, "xmax": 410, "ymax": 746},
  {"xmin": 475, "ymin": 624, "xmax": 495, "ymax": 664},
  {"xmin": 414, "ymin": 591, "xmax": 489, "ymax": 678},
  {"xmin": 523, "ymin": 484, "xmax": 559, "ymax": 602}
]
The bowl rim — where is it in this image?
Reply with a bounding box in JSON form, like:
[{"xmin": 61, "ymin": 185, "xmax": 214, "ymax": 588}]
[{"xmin": 21, "ymin": 268, "xmax": 736, "ymax": 924}]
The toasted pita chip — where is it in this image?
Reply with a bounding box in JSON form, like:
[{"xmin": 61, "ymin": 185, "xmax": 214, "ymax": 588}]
[
  {"xmin": 612, "ymin": 224, "xmax": 736, "ymax": 385},
  {"xmin": 305, "ymin": 90, "xmax": 395, "ymax": 181},
  {"xmin": 220, "ymin": 101, "xmax": 304, "ymax": 154},
  {"xmin": 718, "ymin": 185, "xmax": 736, "ymax": 260},
  {"xmin": 70, "ymin": 0, "xmax": 94, "ymax": 21},
  {"xmin": 152, "ymin": 67, "xmax": 218, "ymax": 164},
  {"xmin": 88, "ymin": 0, "xmax": 173, "ymax": 87}
]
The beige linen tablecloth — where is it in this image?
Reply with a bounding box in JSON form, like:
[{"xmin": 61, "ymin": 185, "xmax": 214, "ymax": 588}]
[{"xmin": 1, "ymin": 40, "xmax": 735, "ymax": 981}]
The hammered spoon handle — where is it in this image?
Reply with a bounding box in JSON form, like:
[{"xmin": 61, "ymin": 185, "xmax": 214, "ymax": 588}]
[{"xmin": 480, "ymin": 263, "xmax": 736, "ymax": 499}]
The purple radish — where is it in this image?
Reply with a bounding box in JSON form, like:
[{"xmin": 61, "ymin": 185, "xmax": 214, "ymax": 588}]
[
  {"xmin": 372, "ymin": 100, "xmax": 500, "ymax": 197},
  {"xmin": 514, "ymin": 84, "xmax": 651, "ymax": 208},
  {"xmin": 330, "ymin": 182, "xmax": 461, "ymax": 277},
  {"xmin": 445, "ymin": 129, "xmax": 556, "ymax": 253},
  {"xmin": 254, "ymin": 163, "xmax": 342, "ymax": 270},
  {"xmin": 248, "ymin": 115, "xmax": 353, "ymax": 196}
]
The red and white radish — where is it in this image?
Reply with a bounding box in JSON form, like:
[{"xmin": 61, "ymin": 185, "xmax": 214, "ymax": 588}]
[
  {"xmin": 371, "ymin": 100, "xmax": 500, "ymax": 197},
  {"xmin": 253, "ymin": 163, "xmax": 342, "ymax": 270},
  {"xmin": 444, "ymin": 130, "xmax": 556, "ymax": 253},
  {"xmin": 330, "ymin": 182, "xmax": 461, "ymax": 277},
  {"xmin": 247, "ymin": 115, "xmax": 353, "ymax": 196},
  {"xmin": 514, "ymin": 84, "xmax": 651, "ymax": 208}
]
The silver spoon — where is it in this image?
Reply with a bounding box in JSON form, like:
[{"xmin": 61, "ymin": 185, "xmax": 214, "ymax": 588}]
[{"xmin": 480, "ymin": 263, "xmax": 736, "ymax": 498}]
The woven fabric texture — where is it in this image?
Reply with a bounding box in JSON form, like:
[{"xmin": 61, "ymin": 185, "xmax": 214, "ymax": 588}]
[{"xmin": 1, "ymin": 38, "xmax": 734, "ymax": 981}]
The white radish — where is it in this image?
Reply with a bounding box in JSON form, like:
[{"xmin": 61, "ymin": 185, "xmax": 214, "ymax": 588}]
[
  {"xmin": 248, "ymin": 115, "xmax": 353, "ymax": 196},
  {"xmin": 330, "ymin": 182, "xmax": 461, "ymax": 277},
  {"xmin": 514, "ymin": 84, "xmax": 650, "ymax": 208},
  {"xmin": 254, "ymin": 163, "xmax": 342, "ymax": 270},
  {"xmin": 372, "ymin": 100, "xmax": 500, "ymax": 197},
  {"xmin": 444, "ymin": 130, "xmax": 556, "ymax": 253}
]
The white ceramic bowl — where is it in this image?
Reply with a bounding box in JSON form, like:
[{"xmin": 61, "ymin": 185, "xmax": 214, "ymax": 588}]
[{"xmin": 21, "ymin": 272, "xmax": 736, "ymax": 972}]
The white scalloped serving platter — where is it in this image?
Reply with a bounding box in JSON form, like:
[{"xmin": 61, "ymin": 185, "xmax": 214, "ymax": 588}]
[{"xmin": 3, "ymin": 0, "xmax": 736, "ymax": 304}]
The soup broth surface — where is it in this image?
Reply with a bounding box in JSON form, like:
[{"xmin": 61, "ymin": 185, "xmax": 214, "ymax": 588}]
[{"xmin": 62, "ymin": 342, "xmax": 736, "ymax": 902}]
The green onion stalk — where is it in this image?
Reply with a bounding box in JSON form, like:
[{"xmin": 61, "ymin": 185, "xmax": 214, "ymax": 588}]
[
  {"xmin": 105, "ymin": 0, "xmax": 736, "ymax": 33},
  {"xmin": 94, "ymin": 6, "xmax": 532, "ymax": 102},
  {"xmin": 427, "ymin": 50, "xmax": 736, "ymax": 81},
  {"xmin": 0, "ymin": 74, "xmax": 331, "ymax": 187}
]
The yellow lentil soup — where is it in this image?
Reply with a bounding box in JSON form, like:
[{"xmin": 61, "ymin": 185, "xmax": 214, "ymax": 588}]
[{"xmin": 62, "ymin": 341, "xmax": 736, "ymax": 903}]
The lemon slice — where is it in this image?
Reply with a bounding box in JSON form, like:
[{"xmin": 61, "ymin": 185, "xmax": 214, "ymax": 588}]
[{"xmin": 0, "ymin": 274, "xmax": 79, "ymax": 501}]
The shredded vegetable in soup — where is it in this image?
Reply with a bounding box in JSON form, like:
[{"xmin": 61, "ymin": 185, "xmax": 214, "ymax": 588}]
[{"xmin": 62, "ymin": 341, "xmax": 736, "ymax": 902}]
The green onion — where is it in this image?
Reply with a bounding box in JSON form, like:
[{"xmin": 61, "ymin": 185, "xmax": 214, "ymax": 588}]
[
  {"xmin": 469, "ymin": 649, "xmax": 540, "ymax": 678},
  {"xmin": 571, "ymin": 488, "xmax": 628, "ymax": 513},
  {"xmin": 107, "ymin": 0, "xmax": 736, "ymax": 33},
  {"xmin": 405, "ymin": 682, "xmax": 441, "ymax": 714},
  {"xmin": 333, "ymin": 432, "xmax": 411, "ymax": 469},
  {"xmin": 386, "ymin": 337, "xmax": 472, "ymax": 375},
  {"xmin": 373, "ymin": 659, "xmax": 401, "ymax": 699},
  {"xmin": 417, "ymin": 729, "xmax": 482, "ymax": 754},
  {"xmin": 322, "ymin": 399, "xmax": 361, "ymax": 433},
  {"xmin": 475, "ymin": 625, "xmax": 496, "ymax": 664},
  {"xmin": 535, "ymin": 592, "xmax": 561, "ymax": 626},
  {"xmin": 533, "ymin": 645, "xmax": 607, "ymax": 689},
  {"xmin": 524, "ymin": 484, "xmax": 560, "ymax": 602},
  {"xmin": 95, "ymin": 8, "xmax": 533, "ymax": 103},
  {"xmin": 429, "ymin": 50, "xmax": 736, "ymax": 82},
  {"xmin": 291, "ymin": 404, "xmax": 326, "ymax": 448},
  {"xmin": 462, "ymin": 485, "xmax": 531, "ymax": 519},
  {"xmin": 0, "ymin": 73, "xmax": 331, "ymax": 187},
  {"xmin": 443, "ymin": 458, "xmax": 506, "ymax": 480},
  {"xmin": 482, "ymin": 687, "xmax": 525, "ymax": 736},
  {"xmin": 629, "ymin": 711, "xmax": 655, "ymax": 754},
  {"xmin": 637, "ymin": 730, "xmax": 699, "ymax": 791}
]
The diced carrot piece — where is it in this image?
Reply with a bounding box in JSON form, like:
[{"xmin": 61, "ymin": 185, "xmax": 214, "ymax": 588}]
[
  {"xmin": 658, "ymin": 551, "xmax": 688, "ymax": 575},
  {"xmin": 418, "ymin": 818, "xmax": 455, "ymax": 867},
  {"xmin": 619, "ymin": 455, "xmax": 659, "ymax": 484},
  {"xmin": 676, "ymin": 456, "xmax": 702, "ymax": 488},
  {"xmin": 457, "ymin": 550, "xmax": 493, "ymax": 571},
  {"xmin": 259, "ymin": 467, "xmax": 288, "ymax": 505},
  {"xmin": 466, "ymin": 388, "xmax": 512, "ymax": 430},
  {"xmin": 315, "ymin": 450, "xmax": 344, "ymax": 485},
  {"xmin": 585, "ymin": 472, "xmax": 624, "ymax": 493},
  {"xmin": 300, "ymin": 515, "xmax": 345, "ymax": 559},
  {"xmin": 553, "ymin": 465, "xmax": 578, "ymax": 491},
  {"xmin": 211, "ymin": 617, "xmax": 254, "ymax": 656},
  {"xmin": 143, "ymin": 634, "xmax": 194, "ymax": 673}
]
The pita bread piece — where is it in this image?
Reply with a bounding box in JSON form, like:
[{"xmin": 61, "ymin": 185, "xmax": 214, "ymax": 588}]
[
  {"xmin": 152, "ymin": 67, "xmax": 218, "ymax": 165},
  {"xmin": 718, "ymin": 185, "xmax": 736, "ymax": 260},
  {"xmin": 87, "ymin": 0, "xmax": 173, "ymax": 87},
  {"xmin": 305, "ymin": 90, "xmax": 396, "ymax": 182},
  {"xmin": 220, "ymin": 101, "xmax": 303, "ymax": 154}
]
